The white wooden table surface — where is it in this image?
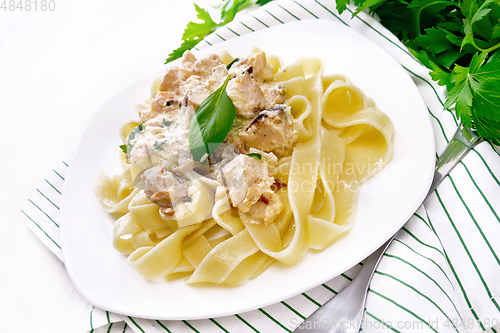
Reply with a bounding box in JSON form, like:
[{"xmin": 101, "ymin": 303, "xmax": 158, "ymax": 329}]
[{"xmin": 0, "ymin": 1, "xmax": 221, "ymax": 331}]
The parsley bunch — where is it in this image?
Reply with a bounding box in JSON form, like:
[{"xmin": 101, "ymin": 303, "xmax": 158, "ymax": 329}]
[
  {"xmin": 168, "ymin": 0, "xmax": 500, "ymax": 144},
  {"xmin": 338, "ymin": 0, "xmax": 500, "ymax": 144}
]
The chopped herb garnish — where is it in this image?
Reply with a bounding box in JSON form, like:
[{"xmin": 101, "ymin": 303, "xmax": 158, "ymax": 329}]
[
  {"xmin": 119, "ymin": 144, "xmax": 128, "ymax": 154},
  {"xmin": 246, "ymin": 153, "xmax": 262, "ymax": 160},
  {"xmin": 120, "ymin": 123, "xmax": 145, "ymax": 154},
  {"xmin": 152, "ymin": 138, "xmax": 169, "ymax": 152},
  {"xmin": 153, "ymin": 142, "xmax": 164, "ymax": 151},
  {"xmin": 226, "ymin": 58, "xmax": 240, "ymax": 69},
  {"xmin": 128, "ymin": 124, "xmax": 144, "ymax": 143},
  {"xmin": 162, "ymin": 118, "xmax": 175, "ymax": 127}
]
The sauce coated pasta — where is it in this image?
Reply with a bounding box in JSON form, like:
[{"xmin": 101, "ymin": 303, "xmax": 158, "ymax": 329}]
[{"xmin": 94, "ymin": 49, "xmax": 393, "ymax": 286}]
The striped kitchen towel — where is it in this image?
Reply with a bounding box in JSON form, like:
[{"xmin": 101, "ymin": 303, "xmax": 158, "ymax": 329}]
[{"xmin": 22, "ymin": 0, "xmax": 500, "ymax": 332}]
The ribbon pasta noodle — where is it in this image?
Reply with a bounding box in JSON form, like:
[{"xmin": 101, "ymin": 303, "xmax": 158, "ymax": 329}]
[{"xmin": 94, "ymin": 50, "xmax": 393, "ymax": 286}]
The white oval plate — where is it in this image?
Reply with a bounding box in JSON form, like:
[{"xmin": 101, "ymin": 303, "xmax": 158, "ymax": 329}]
[{"xmin": 60, "ymin": 19, "xmax": 435, "ymax": 320}]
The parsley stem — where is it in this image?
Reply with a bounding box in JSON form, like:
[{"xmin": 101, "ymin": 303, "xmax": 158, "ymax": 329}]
[
  {"xmin": 482, "ymin": 42, "xmax": 500, "ymax": 54},
  {"xmin": 469, "ymin": 39, "xmax": 500, "ymax": 54},
  {"xmin": 415, "ymin": 1, "xmax": 459, "ymax": 35}
]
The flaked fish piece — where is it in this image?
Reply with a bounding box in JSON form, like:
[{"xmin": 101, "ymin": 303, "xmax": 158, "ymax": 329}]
[
  {"xmin": 151, "ymin": 91, "xmax": 180, "ymax": 113},
  {"xmin": 218, "ymin": 152, "xmax": 277, "ymax": 213},
  {"xmin": 227, "ymin": 72, "xmax": 267, "ymax": 119},
  {"xmin": 158, "ymin": 51, "xmax": 199, "ymax": 93},
  {"xmin": 128, "ymin": 109, "xmax": 195, "ymax": 174},
  {"xmin": 158, "ymin": 51, "xmax": 228, "ymax": 109},
  {"xmin": 141, "ymin": 166, "xmax": 200, "ymax": 220},
  {"xmin": 179, "ymin": 54, "xmax": 228, "ymax": 109},
  {"xmin": 228, "ymin": 51, "xmax": 274, "ymax": 83},
  {"xmin": 240, "ymin": 191, "xmax": 284, "ymax": 225},
  {"xmin": 181, "ymin": 50, "xmax": 197, "ymax": 68},
  {"xmin": 261, "ymin": 83, "xmax": 286, "ymax": 108},
  {"xmin": 193, "ymin": 53, "xmax": 226, "ymax": 79},
  {"xmin": 142, "ymin": 166, "xmax": 176, "ymax": 212},
  {"xmin": 234, "ymin": 104, "xmax": 298, "ymax": 156},
  {"xmin": 159, "ymin": 66, "xmax": 184, "ymax": 93}
]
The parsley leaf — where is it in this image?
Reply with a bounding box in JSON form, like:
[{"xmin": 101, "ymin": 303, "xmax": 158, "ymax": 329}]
[
  {"xmin": 445, "ymin": 53, "xmax": 500, "ymax": 142},
  {"xmin": 493, "ymin": 23, "xmax": 500, "ymax": 39},
  {"xmin": 351, "ymin": 0, "xmax": 387, "ymax": 16},
  {"xmin": 335, "ymin": 0, "xmax": 350, "ymax": 14},
  {"xmin": 166, "ymin": 0, "xmax": 262, "ymax": 64},
  {"xmin": 165, "ymin": 4, "xmax": 218, "ymax": 64},
  {"xmin": 169, "ymin": 0, "xmax": 500, "ymax": 144},
  {"xmin": 366, "ymin": 0, "xmax": 417, "ymax": 41},
  {"xmin": 217, "ymin": 0, "xmax": 252, "ymax": 25},
  {"xmin": 345, "ymin": 0, "xmax": 500, "ymax": 144},
  {"xmin": 444, "ymin": 53, "xmax": 486, "ymax": 128},
  {"xmin": 461, "ymin": 0, "xmax": 494, "ymax": 51},
  {"xmin": 411, "ymin": 48, "xmax": 453, "ymax": 88},
  {"xmin": 165, "ymin": 39, "xmax": 200, "ymax": 64},
  {"xmin": 183, "ymin": 4, "xmax": 219, "ymax": 40},
  {"xmin": 256, "ymin": 0, "xmax": 273, "ymax": 5},
  {"xmin": 189, "ymin": 75, "xmax": 235, "ymax": 163},
  {"xmin": 472, "ymin": 107, "xmax": 500, "ymax": 146}
]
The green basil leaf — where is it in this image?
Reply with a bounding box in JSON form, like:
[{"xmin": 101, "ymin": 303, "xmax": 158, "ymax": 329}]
[{"xmin": 189, "ymin": 75, "xmax": 235, "ymax": 163}]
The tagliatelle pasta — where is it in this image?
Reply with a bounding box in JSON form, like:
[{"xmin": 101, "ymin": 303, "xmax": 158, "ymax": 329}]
[{"xmin": 94, "ymin": 49, "xmax": 393, "ymax": 286}]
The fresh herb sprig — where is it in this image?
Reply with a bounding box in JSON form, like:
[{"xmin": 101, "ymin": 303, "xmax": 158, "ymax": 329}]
[
  {"xmin": 337, "ymin": 0, "xmax": 500, "ymax": 144},
  {"xmin": 120, "ymin": 123, "xmax": 145, "ymax": 154},
  {"xmin": 166, "ymin": 0, "xmax": 273, "ymax": 64},
  {"xmin": 189, "ymin": 75, "xmax": 236, "ymax": 162}
]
